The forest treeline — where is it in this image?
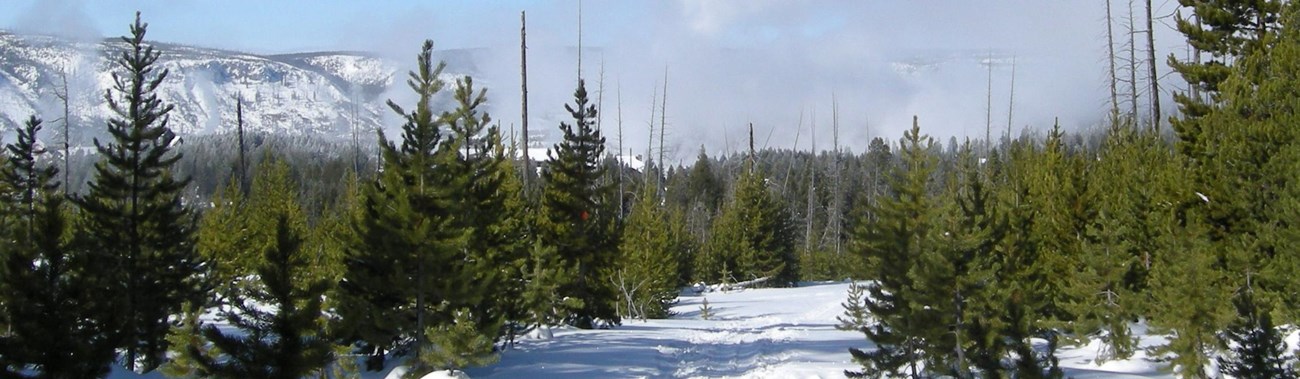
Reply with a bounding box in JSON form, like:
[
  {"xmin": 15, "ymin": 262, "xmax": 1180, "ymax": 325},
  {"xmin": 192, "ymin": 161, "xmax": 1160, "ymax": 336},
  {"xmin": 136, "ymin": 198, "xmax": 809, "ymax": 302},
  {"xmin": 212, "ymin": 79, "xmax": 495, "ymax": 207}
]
[{"xmin": 0, "ymin": 2, "xmax": 1297, "ymax": 378}]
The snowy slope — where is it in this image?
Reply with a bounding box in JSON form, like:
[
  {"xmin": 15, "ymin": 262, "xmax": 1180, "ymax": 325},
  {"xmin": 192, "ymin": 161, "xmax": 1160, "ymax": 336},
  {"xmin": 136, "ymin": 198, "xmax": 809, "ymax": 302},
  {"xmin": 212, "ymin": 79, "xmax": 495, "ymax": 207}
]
[{"xmin": 0, "ymin": 31, "xmax": 492, "ymax": 145}]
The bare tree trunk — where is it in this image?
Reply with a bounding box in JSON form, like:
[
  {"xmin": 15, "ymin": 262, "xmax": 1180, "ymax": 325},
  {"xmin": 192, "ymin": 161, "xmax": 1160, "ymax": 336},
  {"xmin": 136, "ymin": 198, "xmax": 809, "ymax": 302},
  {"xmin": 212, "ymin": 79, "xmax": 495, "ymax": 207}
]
[
  {"xmin": 617, "ymin": 84, "xmax": 624, "ymax": 216},
  {"xmin": 830, "ymin": 93, "xmax": 842, "ymax": 256},
  {"xmin": 985, "ymin": 51, "xmax": 993, "ymax": 153},
  {"xmin": 521, "ymin": 11, "xmax": 532, "ymax": 190},
  {"xmin": 1145, "ymin": 0, "xmax": 1161, "ymax": 132},
  {"xmin": 1107, "ymin": 0, "xmax": 1121, "ymax": 123},
  {"xmin": 1006, "ymin": 56, "xmax": 1017, "ymax": 141},
  {"xmin": 658, "ymin": 67, "xmax": 668, "ymax": 196},
  {"xmin": 646, "ymin": 85, "xmax": 657, "ymax": 184},
  {"xmin": 236, "ymin": 94, "xmax": 247, "ymax": 192},
  {"xmin": 806, "ymin": 107, "xmax": 817, "ymax": 253},
  {"xmin": 55, "ymin": 68, "xmax": 72, "ymax": 189},
  {"xmin": 597, "ymin": 57, "xmax": 606, "ymax": 133},
  {"xmin": 1129, "ymin": 0, "xmax": 1139, "ymax": 122}
]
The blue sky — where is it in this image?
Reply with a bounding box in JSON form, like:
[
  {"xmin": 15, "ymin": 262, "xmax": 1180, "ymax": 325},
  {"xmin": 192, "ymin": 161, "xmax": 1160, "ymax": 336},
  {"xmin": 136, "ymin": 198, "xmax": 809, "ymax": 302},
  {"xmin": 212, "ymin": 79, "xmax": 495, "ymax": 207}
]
[{"xmin": 2, "ymin": 1, "xmax": 1190, "ymax": 160}]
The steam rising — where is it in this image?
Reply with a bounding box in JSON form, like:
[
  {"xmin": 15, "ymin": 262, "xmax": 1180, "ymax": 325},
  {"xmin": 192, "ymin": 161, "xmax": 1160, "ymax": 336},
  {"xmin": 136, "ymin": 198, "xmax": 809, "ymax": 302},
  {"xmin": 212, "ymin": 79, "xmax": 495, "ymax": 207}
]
[{"xmin": 5, "ymin": 0, "xmax": 1190, "ymax": 163}]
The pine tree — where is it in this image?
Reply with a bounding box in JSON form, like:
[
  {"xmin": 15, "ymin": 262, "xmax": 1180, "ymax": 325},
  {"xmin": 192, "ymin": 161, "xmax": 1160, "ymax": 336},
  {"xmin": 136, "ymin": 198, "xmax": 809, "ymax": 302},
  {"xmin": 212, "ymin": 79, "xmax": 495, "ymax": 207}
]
[
  {"xmin": 1159, "ymin": 6, "xmax": 1300, "ymax": 374},
  {"xmin": 701, "ymin": 155, "xmax": 796, "ymax": 287},
  {"xmin": 1066, "ymin": 127, "xmax": 1163, "ymax": 362},
  {"xmin": 1170, "ymin": 0, "xmax": 1282, "ymax": 156},
  {"xmin": 190, "ymin": 215, "xmax": 334, "ymax": 379},
  {"xmin": 197, "ymin": 179, "xmax": 250, "ymax": 301},
  {"xmin": 335, "ymin": 39, "xmax": 465, "ymax": 366},
  {"xmin": 412, "ymin": 309, "xmax": 499, "ymax": 377},
  {"xmin": 1217, "ymin": 292, "xmax": 1294, "ymax": 379},
  {"xmin": 536, "ymin": 79, "xmax": 620, "ymax": 329},
  {"xmin": 846, "ymin": 117, "xmax": 935, "ymax": 378},
  {"xmin": 442, "ymin": 75, "xmax": 527, "ymax": 346},
  {"xmin": 0, "ymin": 116, "xmax": 114, "ymax": 378},
  {"xmin": 73, "ymin": 13, "xmax": 205, "ymax": 371},
  {"xmin": 909, "ymin": 142, "xmax": 1004, "ymax": 378},
  {"xmin": 615, "ymin": 184, "xmax": 680, "ymax": 320}
]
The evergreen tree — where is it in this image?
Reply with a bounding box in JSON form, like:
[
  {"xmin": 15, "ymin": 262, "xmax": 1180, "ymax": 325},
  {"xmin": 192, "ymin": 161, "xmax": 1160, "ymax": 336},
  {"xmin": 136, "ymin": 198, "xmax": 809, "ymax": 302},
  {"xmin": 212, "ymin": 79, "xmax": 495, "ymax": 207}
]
[
  {"xmin": 846, "ymin": 117, "xmax": 935, "ymax": 378},
  {"xmin": 536, "ymin": 79, "xmax": 620, "ymax": 329},
  {"xmin": 701, "ymin": 155, "xmax": 797, "ymax": 286},
  {"xmin": 0, "ymin": 116, "xmax": 114, "ymax": 378},
  {"xmin": 1160, "ymin": 6, "xmax": 1300, "ymax": 375},
  {"xmin": 335, "ymin": 39, "xmax": 465, "ymax": 365},
  {"xmin": 190, "ymin": 215, "xmax": 334, "ymax": 379},
  {"xmin": 442, "ymin": 75, "xmax": 526, "ymax": 346},
  {"xmin": 1217, "ymin": 292, "xmax": 1295, "ymax": 379},
  {"xmin": 73, "ymin": 13, "xmax": 205, "ymax": 371},
  {"xmin": 412, "ymin": 309, "xmax": 499, "ymax": 377},
  {"xmin": 1170, "ymin": 0, "xmax": 1283, "ymax": 157},
  {"xmin": 615, "ymin": 184, "xmax": 680, "ymax": 320},
  {"xmin": 1065, "ymin": 127, "xmax": 1163, "ymax": 362},
  {"xmin": 909, "ymin": 142, "xmax": 1004, "ymax": 378}
]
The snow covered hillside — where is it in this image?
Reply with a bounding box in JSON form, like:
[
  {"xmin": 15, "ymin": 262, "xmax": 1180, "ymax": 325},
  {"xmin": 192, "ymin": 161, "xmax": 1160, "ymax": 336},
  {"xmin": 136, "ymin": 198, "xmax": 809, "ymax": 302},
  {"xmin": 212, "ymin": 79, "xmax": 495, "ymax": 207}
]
[{"xmin": 0, "ymin": 31, "xmax": 483, "ymax": 144}]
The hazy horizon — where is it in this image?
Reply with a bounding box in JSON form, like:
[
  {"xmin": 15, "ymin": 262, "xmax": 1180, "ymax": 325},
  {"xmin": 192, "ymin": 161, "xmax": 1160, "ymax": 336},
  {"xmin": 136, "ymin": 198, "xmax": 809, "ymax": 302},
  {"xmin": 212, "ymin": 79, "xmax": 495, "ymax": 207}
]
[{"xmin": 3, "ymin": 0, "xmax": 1191, "ymax": 164}]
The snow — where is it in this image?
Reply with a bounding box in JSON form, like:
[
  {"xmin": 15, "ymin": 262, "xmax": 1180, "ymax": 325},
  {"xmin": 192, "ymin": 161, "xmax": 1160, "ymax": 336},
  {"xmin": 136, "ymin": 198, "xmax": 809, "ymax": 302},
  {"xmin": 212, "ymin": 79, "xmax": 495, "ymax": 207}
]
[
  {"xmin": 458, "ymin": 281, "xmax": 1181, "ymax": 379},
  {"xmin": 99, "ymin": 281, "xmax": 1195, "ymax": 378}
]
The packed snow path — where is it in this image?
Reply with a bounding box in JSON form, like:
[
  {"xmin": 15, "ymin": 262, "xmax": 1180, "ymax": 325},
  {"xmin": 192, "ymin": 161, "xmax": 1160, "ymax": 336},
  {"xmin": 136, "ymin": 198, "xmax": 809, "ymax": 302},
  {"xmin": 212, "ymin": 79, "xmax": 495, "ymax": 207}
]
[
  {"xmin": 466, "ymin": 282, "xmax": 863, "ymax": 378},
  {"xmin": 462, "ymin": 281, "xmax": 1179, "ymax": 379}
]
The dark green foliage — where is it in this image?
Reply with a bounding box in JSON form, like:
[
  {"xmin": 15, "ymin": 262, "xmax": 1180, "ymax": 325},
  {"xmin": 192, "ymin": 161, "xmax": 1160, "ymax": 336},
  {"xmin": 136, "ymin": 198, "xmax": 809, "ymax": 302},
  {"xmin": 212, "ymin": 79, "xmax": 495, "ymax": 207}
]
[
  {"xmin": 846, "ymin": 117, "xmax": 934, "ymax": 378},
  {"xmin": 190, "ymin": 216, "xmax": 333, "ymax": 379},
  {"xmin": 1218, "ymin": 293, "xmax": 1295, "ymax": 379},
  {"xmin": 699, "ymin": 158, "xmax": 797, "ymax": 286},
  {"xmin": 910, "ymin": 142, "xmax": 1004, "ymax": 378},
  {"xmin": 73, "ymin": 13, "xmax": 205, "ymax": 372},
  {"xmin": 413, "ymin": 309, "xmax": 500, "ymax": 376},
  {"xmin": 442, "ymin": 75, "xmax": 527, "ymax": 349},
  {"xmin": 0, "ymin": 116, "xmax": 114, "ymax": 378},
  {"xmin": 615, "ymin": 184, "xmax": 680, "ymax": 320},
  {"xmin": 536, "ymin": 79, "xmax": 620, "ymax": 329},
  {"xmin": 335, "ymin": 39, "xmax": 467, "ymax": 363}
]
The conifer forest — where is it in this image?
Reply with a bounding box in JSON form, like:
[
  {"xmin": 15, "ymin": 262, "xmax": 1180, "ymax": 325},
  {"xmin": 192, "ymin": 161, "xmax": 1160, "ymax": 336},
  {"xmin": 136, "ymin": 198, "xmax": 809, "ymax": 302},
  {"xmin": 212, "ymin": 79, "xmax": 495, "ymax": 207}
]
[{"xmin": 3, "ymin": 2, "xmax": 1300, "ymax": 378}]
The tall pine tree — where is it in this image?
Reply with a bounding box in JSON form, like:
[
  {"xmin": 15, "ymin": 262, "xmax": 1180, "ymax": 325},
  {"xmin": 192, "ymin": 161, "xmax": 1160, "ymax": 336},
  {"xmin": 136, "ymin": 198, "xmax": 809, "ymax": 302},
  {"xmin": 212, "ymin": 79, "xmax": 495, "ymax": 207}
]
[
  {"xmin": 846, "ymin": 117, "xmax": 935, "ymax": 378},
  {"xmin": 335, "ymin": 39, "xmax": 466, "ymax": 366},
  {"xmin": 74, "ymin": 13, "xmax": 205, "ymax": 372},
  {"xmin": 536, "ymin": 79, "xmax": 620, "ymax": 329}
]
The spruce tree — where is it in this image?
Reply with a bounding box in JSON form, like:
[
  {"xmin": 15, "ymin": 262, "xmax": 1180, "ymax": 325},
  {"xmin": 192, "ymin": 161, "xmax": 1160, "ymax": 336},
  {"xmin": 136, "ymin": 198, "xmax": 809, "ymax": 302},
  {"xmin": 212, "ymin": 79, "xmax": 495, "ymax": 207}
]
[
  {"xmin": 73, "ymin": 13, "xmax": 204, "ymax": 372},
  {"xmin": 0, "ymin": 116, "xmax": 114, "ymax": 378},
  {"xmin": 537, "ymin": 79, "xmax": 620, "ymax": 329},
  {"xmin": 190, "ymin": 215, "xmax": 334, "ymax": 379}
]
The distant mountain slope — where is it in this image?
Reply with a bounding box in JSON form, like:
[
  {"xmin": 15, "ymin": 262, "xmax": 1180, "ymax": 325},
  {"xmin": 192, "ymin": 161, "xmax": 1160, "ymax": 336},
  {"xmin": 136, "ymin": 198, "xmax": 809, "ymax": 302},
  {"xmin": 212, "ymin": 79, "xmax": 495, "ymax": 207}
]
[{"xmin": 0, "ymin": 31, "xmax": 481, "ymax": 145}]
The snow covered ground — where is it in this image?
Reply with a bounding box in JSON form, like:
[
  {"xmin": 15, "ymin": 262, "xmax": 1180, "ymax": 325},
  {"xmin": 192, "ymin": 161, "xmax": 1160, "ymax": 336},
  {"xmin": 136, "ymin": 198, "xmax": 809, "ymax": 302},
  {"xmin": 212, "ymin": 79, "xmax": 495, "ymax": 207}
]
[
  {"xmin": 459, "ymin": 281, "xmax": 1178, "ymax": 379},
  {"xmin": 107, "ymin": 281, "xmax": 1186, "ymax": 378}
]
